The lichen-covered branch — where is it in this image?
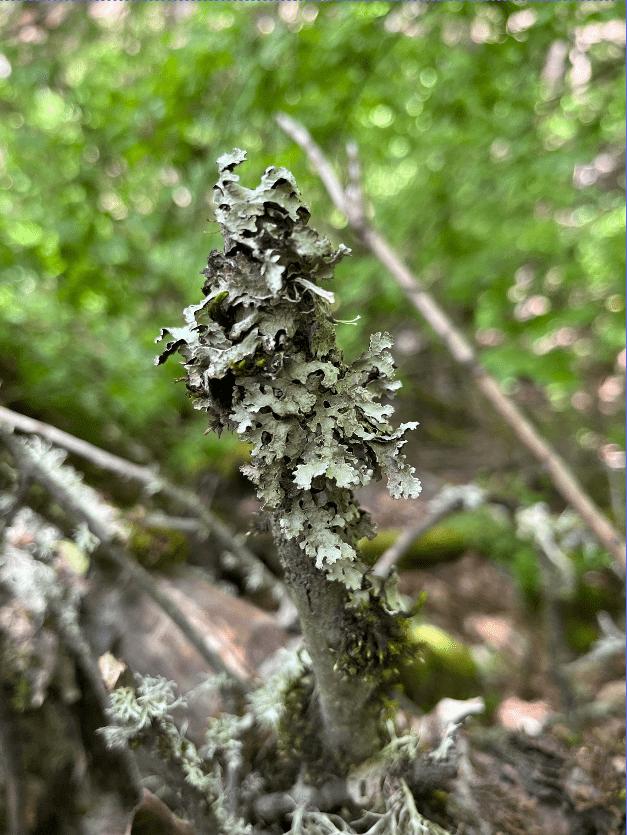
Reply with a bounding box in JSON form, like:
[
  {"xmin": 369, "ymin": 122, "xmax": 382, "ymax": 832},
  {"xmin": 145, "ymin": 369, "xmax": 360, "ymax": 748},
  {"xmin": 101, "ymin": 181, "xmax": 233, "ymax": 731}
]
[
  {"xmin": 157, "ymin": 150, "xmax": 421, "ymax": 765},
  {"xmin": 0, "ymin": 428, "xmax": 250, "ymax": 695}
]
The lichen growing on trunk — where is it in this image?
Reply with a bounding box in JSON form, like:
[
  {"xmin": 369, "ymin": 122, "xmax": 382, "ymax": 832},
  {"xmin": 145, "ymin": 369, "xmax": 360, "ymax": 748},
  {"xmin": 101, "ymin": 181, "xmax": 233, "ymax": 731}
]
[{"xmin": 156, "ymin": 150, "xmax": 421, "ymax": 765}]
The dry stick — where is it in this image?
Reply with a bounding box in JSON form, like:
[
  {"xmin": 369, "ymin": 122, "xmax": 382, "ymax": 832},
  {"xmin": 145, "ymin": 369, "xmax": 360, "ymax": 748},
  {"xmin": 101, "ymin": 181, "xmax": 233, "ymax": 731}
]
[
  {"xmin": 0, "ymin": 405, "xmax": 161, "ymax": 484},
  {"xmin": 0, "ymin": 405, "xmax": 286, "ymax": 604},
  {"xmin": 372, "ymin": 504, "xmax": 462, "ymax": 581},
  {"xmin": 371, "ymin": 488, "xmax": 476, "ymax": 580},
  {"xmin": 0, "ymin": 428, "xmax": 251, "ymax": 695},
  {"xmin": 275, "ymin": 113, "xmax": 626, "ymax": 571}
]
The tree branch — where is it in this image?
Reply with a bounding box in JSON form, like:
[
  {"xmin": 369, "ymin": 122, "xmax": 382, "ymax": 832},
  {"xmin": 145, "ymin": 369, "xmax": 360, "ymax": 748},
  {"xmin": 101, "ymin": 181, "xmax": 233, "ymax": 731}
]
[
  {"xmin": 0, "ymin": 427, "xmax": 251, "ymax": 695},
  {"xmin": 275, "ymin": 113, "xmax": 626, "ymax": 571},
  {"xmin": 157, "ymin": 150, "xmax": 423, "ymax": 766},
  {"xmin": 372, "ymin": 484, "xmax": 485, "ymax": 580},
  {"xmin": 0, "ymin": 405, "xmax": 287, "ymax": 605}
]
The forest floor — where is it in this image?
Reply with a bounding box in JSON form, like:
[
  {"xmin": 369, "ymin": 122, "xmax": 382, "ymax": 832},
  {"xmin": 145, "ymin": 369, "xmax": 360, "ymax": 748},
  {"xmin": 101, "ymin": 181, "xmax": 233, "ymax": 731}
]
[{"xmin": 1, "ymin": 393, "xmax": 624, "ymax": 834}]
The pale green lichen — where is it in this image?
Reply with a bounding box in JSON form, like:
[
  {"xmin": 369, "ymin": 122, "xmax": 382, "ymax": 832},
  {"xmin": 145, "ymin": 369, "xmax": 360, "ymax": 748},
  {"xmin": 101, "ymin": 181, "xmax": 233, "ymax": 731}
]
[
  {"xmin": 156, "ymin": 150, "xmax": 420, "ymax": 600},
  {"xmin": 102, "ymin": 674, "xmax": 254, "ymax": 835}
]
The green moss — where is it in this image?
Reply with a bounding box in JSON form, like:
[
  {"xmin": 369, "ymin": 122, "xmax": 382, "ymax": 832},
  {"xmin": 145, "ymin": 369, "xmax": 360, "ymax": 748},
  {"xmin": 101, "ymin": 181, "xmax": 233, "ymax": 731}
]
[
  {"xmin": 207, "ymin": 289, "xmax": 230, "ymax": 326},
  {"xmin": 564, "ymin": 621, "xmax": 598, "ymax": 654},
  {"xmin": 331, "ymin": 592, "xmax": 418, "ymax": 685},
  {"xmin": 429, "ymin": 789, "xmax": 449, "ymax": 813},
  {"xmin": 277, "ymin": 670, "xmax": 335, "ymax": 779},
  {"xmin": 397, "ymin": 621, "xmax": 479, "ymax": 710},
  {"xmin": 11, "ymin": 675, "xmax": 31, "ymax": 712},
  {"xmin": 129, "ymin": 524, "xmax": 188, "ymax": 570},
  {"xmin": 358, "ymin": 526, "xmax": 467, "ymax": 568},
  {"xmin": 410, "ymin": 623, "xmax": 476, "ymax": 677},
  {"xmin": 360, "ymin": 507, "xmax": 547, "ymax": 604}
]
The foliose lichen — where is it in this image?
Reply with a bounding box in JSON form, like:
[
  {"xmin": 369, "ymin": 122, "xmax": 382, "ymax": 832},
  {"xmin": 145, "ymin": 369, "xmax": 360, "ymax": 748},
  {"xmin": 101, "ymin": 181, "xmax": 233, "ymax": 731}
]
[{"xmin": 156, "ymin": 150, "xmax": 420, "ymax": 598}]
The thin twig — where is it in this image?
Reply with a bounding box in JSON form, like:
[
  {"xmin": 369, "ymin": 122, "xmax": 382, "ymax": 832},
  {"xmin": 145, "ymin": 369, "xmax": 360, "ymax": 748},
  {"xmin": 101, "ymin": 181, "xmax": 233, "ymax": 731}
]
[
  {"xmin": 0, "ymin": 428, "xmax": 252, "ymax": 695},
  {"xmin": 564, "ymin": 611, "xmax": 626, "ymax": 673},
  {"xmin": 0, "ymin": 405, "xmax": 160, "ymax": 484},
  {"xmin": 275, "ymin": 114, "xmax": 626, "ymax": 571},
  {"xmin": 372, "ymin": 485, "xmax": 485, "ymax": 579},
  {"xmin": 0, "ymin": 406, "xmax": 287, "ymax": 604},
  {"xmin": 142, "ymin": 513, "xmax": 204, "ymax": 534},
  {"xmin": 345, "ymin": 139, "xmax": 367, "ymax": 230},
  {"xmin": 275, "ymin": 113, "xmax": 348, "ymax": 213}
]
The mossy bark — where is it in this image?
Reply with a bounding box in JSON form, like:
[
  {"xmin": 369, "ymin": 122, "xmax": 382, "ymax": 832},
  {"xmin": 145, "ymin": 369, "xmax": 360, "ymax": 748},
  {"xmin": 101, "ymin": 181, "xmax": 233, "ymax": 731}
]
[{"xmin": 274, "ymin": 528, "xmax": 381, "ymax": 764}]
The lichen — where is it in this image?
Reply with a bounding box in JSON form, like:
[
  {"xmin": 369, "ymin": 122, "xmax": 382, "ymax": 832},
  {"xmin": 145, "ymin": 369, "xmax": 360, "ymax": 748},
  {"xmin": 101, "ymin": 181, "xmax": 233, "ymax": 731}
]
[
  {"xmin": 156, "ymin": 150, "xmax": 421, "ymax": 605},
  {"xmin": 101, "ymin": 674, "xmax": 254, "ymax": 834}
]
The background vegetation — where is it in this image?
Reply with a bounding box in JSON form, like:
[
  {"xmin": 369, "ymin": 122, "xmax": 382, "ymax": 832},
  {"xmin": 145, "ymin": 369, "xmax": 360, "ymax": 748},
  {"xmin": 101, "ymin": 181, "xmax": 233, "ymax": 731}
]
[
  {"xmin": 0, "ymin": 1, "xmax": 624, "ymax": 501},
  {"xmin": 0, "ymin": 6, "xmax": 625, "ymax": 833}
]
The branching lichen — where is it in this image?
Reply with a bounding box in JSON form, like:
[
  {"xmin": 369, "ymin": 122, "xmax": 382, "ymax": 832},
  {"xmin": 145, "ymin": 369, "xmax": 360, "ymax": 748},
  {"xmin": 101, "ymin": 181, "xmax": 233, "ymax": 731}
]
[{"xmin": 102, "ymin": 674, "xmax": 255, "ymax": 834}]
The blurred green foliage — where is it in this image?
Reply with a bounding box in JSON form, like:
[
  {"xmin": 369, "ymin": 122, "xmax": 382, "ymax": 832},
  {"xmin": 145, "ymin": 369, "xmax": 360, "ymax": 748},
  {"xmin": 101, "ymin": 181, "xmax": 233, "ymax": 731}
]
[{"xmin": 0, "ymin": 2, "xmax": 624, "ymax": 486}]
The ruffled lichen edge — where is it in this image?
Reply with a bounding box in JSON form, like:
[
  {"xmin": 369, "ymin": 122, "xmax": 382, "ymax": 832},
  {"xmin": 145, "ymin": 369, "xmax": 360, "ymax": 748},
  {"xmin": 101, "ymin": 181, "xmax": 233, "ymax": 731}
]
[{"xmin": 156, "ymin": 150, "xmax": 421, "ymax": 605}]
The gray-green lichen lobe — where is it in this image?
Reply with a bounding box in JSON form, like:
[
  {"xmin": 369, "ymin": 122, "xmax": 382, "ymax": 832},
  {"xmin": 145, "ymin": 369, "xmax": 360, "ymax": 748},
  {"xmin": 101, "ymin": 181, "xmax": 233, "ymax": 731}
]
[{"xmin": 156, "ymin": 150, "xmax": 420, "ymax": 595}]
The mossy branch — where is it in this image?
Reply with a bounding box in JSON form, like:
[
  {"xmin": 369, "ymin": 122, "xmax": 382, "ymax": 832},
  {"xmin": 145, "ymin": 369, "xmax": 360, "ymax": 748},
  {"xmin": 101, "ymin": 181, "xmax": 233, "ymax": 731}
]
[{"xmin": 157, "ymin": 150, "xmax": 421, "ymax": 765}]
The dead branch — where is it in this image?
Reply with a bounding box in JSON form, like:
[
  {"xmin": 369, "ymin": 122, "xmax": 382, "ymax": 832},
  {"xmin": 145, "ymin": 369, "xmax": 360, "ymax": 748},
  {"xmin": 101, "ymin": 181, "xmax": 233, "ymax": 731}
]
[
  {"xmin": 372, "ymin": 484, "xmax": 485, "ymax": 579},
  {"xmin": 275, "ymin": 113, "xmax": 626, "ymax": 571},
  {"xmin": 0, "ymin": 427, "xmax": 252, "ymax": 695},
  {"xmin": 0, "ymin": 405, "xmax": 287, "ymax": 605}
]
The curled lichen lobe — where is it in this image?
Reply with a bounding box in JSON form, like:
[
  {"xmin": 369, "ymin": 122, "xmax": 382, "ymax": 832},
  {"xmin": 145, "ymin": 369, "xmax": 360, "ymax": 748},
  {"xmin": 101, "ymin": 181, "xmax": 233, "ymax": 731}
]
[{"xmin": 156, "ymin": 150, "xmax": 420, "ymax": 593}]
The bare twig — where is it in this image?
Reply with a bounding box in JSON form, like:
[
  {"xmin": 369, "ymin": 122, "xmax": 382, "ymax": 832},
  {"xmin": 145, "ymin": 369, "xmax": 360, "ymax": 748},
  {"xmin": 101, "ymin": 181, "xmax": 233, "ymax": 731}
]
[
  {"xmin": 0, "ymin": 405, "xmax": 160, "ymax": 484},
  {"xmin": 0, "ymin": 428, "xmax": 252, "ymax": 694},
  {"xmin": 275, "ymin": 114, "xmax": 348, "ymax": 213},
  {"xmin": 0, "ymin": 406, "xmax": 287, "ymax": 604},
  {"xmin": 275, "ymin": 114, "xmax": 626, "ymax": 570},
  {"xmin": 142, "ymin": 513, "xmax": 204, "ymax": 534},
  {"xmin": 564, "ymin": 610, "xmax": 626, "ymax": 674},
  {"xmin": 372, "ymin": 485, "xmax": 485, "ymax": 579}
]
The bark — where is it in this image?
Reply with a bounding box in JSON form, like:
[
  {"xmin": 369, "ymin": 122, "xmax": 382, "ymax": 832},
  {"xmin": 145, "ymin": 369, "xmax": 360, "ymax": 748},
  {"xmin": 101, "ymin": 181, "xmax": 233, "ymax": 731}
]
[
  {"xmin": 156, "ymin": 150, "xmax": 421, "ymax": 770},
  {"xmin": 274, "ymin": 528, "xmax": 381, "ymax": 764}
]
